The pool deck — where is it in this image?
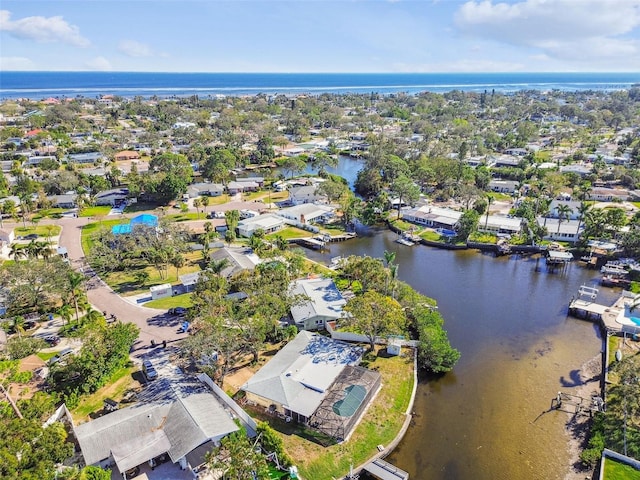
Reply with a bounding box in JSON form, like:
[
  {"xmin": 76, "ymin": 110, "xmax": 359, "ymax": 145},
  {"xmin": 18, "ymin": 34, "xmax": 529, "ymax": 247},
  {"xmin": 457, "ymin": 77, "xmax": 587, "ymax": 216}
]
[{"xmin": 569, "ymin": 291, "xmax": 640, "ymax": 334}]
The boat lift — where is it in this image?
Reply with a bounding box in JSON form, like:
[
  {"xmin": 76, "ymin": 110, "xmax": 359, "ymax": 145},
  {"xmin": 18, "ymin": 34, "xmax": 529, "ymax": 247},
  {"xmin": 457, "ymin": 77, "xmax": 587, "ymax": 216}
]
[{"xmin": 577, "ymin": 285, "xmax": 599, "ymax": 301}]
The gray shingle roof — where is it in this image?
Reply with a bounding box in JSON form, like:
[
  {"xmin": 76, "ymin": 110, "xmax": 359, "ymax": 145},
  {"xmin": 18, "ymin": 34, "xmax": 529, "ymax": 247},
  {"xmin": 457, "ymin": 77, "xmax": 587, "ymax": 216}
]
[
  {"xmin": 241, "ymin": 331, "xmax": 362, "ymax": 417},
  {"xmin": 290, "ymin": 278, "xmax": 346, "ymax": 325}
]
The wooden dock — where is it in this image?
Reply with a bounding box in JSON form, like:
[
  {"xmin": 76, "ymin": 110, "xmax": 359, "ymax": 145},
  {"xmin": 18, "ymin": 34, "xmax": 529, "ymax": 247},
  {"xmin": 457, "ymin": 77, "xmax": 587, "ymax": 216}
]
[{"xmin": 362, "ymin": 458, "xmax": 409, "ymax": 480}]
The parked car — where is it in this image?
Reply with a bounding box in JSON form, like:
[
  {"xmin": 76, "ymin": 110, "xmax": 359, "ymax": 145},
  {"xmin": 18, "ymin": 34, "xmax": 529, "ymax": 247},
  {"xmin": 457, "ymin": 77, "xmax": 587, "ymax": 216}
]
[
  {"xmin": 48, "ymin": 348, "xmax": 73, "ymax": 366},
  {"xmin": 23, "ymin": 233, "xmax": 38, "ymax": 240},
  {"xmin": 44, "ymin": 335, "xmax": 60, "ymax": 346},
  {"xmin": 23, "ymin": 320, "xmax": 37, "ymax": 330},
  {"xmin": 142, "ymin": 359, "xmax": 157, "ymax": 381},
  {"xmin": 168, "ymin": 307, "xmax": 188, "ymax": 316}
]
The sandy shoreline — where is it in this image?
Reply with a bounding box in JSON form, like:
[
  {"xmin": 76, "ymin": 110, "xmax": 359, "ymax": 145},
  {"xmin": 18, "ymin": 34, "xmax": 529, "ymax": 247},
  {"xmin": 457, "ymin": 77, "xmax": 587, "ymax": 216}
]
[{"xmin": 564, "ymin": 353, "xmax": 602, "ymax": 480}]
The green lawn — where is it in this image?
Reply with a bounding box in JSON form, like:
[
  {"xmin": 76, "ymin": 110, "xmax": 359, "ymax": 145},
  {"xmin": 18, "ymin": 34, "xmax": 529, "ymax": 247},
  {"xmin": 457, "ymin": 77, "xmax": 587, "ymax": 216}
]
[
  {"xmin": 71, "ymin": 366, "xmax": 139, "ymax": 423},
  {"xmin": 80, "ymin": 219, "xmax": 127, "ymax": 254},
  {"xmin": 266, "ymin": 226, "xmax": 313, "ymax": 240},
  {"xmin": 79, "ymin": 205, "xmax": 112, "ymax": 217},
  {"xmin": 603, "ymin": 457, "xmax": 640, "ymax": 479},
  {"xmin": 145, "ymin": 293, "xmax": 194, "ymax": 309},
  {"xmin": 205, "ymin": 194, "xmax": 232, "ymax": 206},
  {"xmin": 14, "ymin": 225, "xmax": 62, "ymax": 237},
  {"xmin": 420, "ymin": 229, "xmax": 443, "ymax": 241},
  {"xmin": 32, "ymin": 208, "xmax": 66, "ymax": 220},
  {"xmin": 37, "ymin": 351, "xmax": 59, "ymax": 362},
  {"xmin": 165, "ymin": 212, "xmax": 204, "ymax": 222}
]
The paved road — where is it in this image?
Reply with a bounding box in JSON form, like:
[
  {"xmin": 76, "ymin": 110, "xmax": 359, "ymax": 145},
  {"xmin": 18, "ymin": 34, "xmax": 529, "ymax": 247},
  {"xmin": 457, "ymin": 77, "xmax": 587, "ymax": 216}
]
[{"xmin": 56, "ymin": 216, "xmax": 190, "ymax": 350}]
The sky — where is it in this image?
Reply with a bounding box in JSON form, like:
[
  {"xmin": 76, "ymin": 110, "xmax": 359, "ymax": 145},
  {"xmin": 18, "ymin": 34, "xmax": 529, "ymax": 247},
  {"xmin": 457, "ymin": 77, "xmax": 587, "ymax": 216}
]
[{"xmin": 1, "ymin": 0, "xmax": 640, "ymax": 73}]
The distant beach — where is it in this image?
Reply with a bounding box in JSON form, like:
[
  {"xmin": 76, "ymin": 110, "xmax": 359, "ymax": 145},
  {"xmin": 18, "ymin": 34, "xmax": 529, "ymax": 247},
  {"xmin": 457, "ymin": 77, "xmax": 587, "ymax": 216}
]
[{"xmin": 1, "ymin": 71, "xmax": 639, "ymax": 100}]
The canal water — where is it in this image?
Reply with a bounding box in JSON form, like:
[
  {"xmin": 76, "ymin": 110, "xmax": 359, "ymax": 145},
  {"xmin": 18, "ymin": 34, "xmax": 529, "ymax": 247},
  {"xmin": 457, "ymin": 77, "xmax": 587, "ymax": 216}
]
[{"xmin": 304, "ymin": 228, "xmax": 620, "ymax": 480}]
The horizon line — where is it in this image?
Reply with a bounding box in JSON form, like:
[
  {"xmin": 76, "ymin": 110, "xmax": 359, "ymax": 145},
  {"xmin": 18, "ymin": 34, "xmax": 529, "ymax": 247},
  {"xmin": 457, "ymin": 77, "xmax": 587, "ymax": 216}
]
[{"xmin": 3, "ymin": 70, "xmax": 640, "ymax": 75}]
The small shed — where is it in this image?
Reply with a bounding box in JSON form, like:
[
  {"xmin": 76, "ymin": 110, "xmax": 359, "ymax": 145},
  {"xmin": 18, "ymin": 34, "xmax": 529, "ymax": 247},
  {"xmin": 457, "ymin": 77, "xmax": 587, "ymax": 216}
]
[
  {"xmin": 150, "ymin": 283, "xmax": 172, "ymax": 301},
  {"xmin": 387, "ymin": 336, "xmax": 403, "ymax": 357}
]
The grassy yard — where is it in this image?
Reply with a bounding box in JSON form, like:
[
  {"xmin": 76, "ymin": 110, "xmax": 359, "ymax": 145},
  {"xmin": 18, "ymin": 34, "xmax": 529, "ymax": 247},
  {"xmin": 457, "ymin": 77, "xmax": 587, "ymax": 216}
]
[
  {"xmin": 71, "ymin": 365, "xmax": 140, "ymax": 423},
  {"xmin": 79, "ymin": 205, "xmax": 112, "ymax": 217},
  {"xmin": 420, "ymin": 229, "xmax": 443, "ymax": 241},
  {"xmin": 252, "ymin": 347, "xmax": 415, "ymax": 479},
  {"xmin": 32, "ymin": 208, "xmax": 66, "ymax": 220},
  {"xmin": 603, "ymin": 457, "xmax": 640, "ymax": 479},
  {"xmin": 205, "ymin": 194, "xmax": 232, "ymax": 206},
  {"xmin": 14, "ymin": 225, "xmax": 62, "ymax": 237},
  {"xmin": 36, "ymin": 351, "xmax": 58, "ymax": 362},
  {"xmin": 80, "ymin": 219, "xmax": 127, "ymax": 254},
  {"xmin": 266, "ymin": 226, "xmax": 313, "ymax": 240},
  {"xmin": 145, "ymin": 292, "xmax": 194, "ymax": 309},
  {"xmin": 242, "ymin": 190, "xmax": 289, "ymax": 202},
  {"xmin": 102, "ymin": 252, "xmax": 203, "ymax": 296},
  {"xmin": 165, "ymin": 212, "xmax": 204, "ymax": 222}
]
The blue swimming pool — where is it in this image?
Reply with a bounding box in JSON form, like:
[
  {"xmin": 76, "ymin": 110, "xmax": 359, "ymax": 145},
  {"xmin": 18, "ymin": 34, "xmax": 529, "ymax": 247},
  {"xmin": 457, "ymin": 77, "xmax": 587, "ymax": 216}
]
[{"xmin": 630, "ymin": 316, "xmax": 640, "ymax": 326}]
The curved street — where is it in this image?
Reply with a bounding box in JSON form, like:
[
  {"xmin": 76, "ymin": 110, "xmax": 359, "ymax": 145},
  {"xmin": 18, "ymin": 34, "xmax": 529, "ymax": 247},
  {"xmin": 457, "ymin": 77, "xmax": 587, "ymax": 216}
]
[{"xmin": 57, "ymin": 216, "xmax": 190, "ymax": 349}]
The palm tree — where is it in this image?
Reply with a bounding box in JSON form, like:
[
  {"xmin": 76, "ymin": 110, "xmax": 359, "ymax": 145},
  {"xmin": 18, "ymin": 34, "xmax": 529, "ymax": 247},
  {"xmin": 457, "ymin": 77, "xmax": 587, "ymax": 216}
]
[
  {"xmin": 383, "ymin": 250, "xmax": 396, "ymax": 268},
  {"xmin": 484, "ymin": 194, "xmax": 494, "ymax": 230},
  {"xmin": 24, "ymin": 240, "xmax": 40, "ymax": 259},
  {"xmin": 201, "ymin": 196, "xmax": 210, "ymax": 215},
  {"xmin": 576, "ymin": 202, "xmax": 591, "ymax": 237},
  {"xmin": 555, "ymin": 204, "xmax": 573, "ymax": 235},
  {"xmin": 209, "ymin": 258, "xmax": 230, "ymax": 276},
  {"xmin": 193, "ymin": 198, "xmax": 202, "ymax": 218},
  {"xmin": 57, "ymin": 304, "xmax": 73, "ymax": 327},
  {"xmin": 273, "ymin": 234, "xmax": 288, "ymax": 252},
  {"xmin": 66, "ymin": 271, "xmax": 86, "ymax": 324},
  {"xmin": 13, "ymin": 316, "xmax": 25, "ymax": 338},
  {"xmin": 36, "ymin": 241, "xmax": 54, "ymax": 261},
  {"xmin": 171, "ymin": 253, "xmax": 185, "ymax": 279},
  {"xmin": 9, "ymin": 244, "xmax": 26, "ymax": 261}
]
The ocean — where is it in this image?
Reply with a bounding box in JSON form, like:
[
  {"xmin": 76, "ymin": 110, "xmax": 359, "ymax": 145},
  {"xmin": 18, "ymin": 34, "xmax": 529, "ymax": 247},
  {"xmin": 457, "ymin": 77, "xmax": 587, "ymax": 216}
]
[{"xmin": 1, "ymin": 71, "xmax": 639, "ymax": 100}]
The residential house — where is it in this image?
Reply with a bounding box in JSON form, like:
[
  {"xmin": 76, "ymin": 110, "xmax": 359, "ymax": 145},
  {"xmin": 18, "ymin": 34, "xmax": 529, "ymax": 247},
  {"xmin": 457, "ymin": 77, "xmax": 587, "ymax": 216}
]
[
  {"xmin": 94, "ymin": 188, "xmax": 129, "ymax": 206},
  {"xmin": 26, "ymin": 155, "xmax": 57, "ymax": 167},
  {"xmin": 289, "ymin": 277, "xmax": 346, "ymax": 331},
  {"xmin": 277, "ymin": 203, "xmax": 335, "ymax": 225},
  {"xmin": 237, "ymin": 213, "xmax": 284, "ymax": 237},
  {"xmin": 477, "ymin": 215, "xmax": 522, "ymax": 235},
  {"xmin": 187, "ymin": 182, "xmax": 225, "ymax": 198},
  {"xmin": 587, "ymin": 188, "xmax": 630, "ymax": 202},
  {"xmin": 73, "ymin": 362, "xmax": 240, "ymax": 477},
  {"xmin": 235, "ymin": 176, "xmax": 265, "ymax": 188},
  {"xmin": 560, "ymin": 164, "xmax": 592, "ymax": 176},
  {"xmin": 208, "ymin": 247, "xmax": 262, "ymax": 279},
  {"xmin": 46, "ymin": 194, "xmax": 78, "ymax": 209},
  {"xmin": 504, "ymin": 148, "xmax": 528, "ymax": 157},
  {"xmin": 227, "ymin": 181, "xmax": 260, "ymax": 195},
  {"xmin": 402, "ymin": 205, "xmax": 463, "ymax": 230},
  {"xmin": 114, "ymin": 150, "xmax": 141, "ymax": 161},
  {"xmin": 241, "ymin": 331, "xmax": 379, "ymax": 442},
  {"xmin": 0, "ymin": 229, "xmax": 14, "ymax": 259},
  {"xmin": 488, "ymin": 180, "xmax": 520, "ymax": 194},
  {"xmin": 288, "ymin": 185, "xmax": 327, "ymax": 205},
  {"xmin": 491, "ymin": 155, "xmax": 521, "ymax": 168},
  {"xmin": 65, "ymin": 152, "xmax": 103, "ymax": 164},
  {"xmin": 539, "ymin": 218, "xmax": 583, "ymax": 243}
]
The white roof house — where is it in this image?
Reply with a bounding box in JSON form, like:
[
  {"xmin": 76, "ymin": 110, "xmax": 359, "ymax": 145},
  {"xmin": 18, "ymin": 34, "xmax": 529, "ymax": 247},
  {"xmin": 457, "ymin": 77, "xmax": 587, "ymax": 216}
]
[
  {"xmin": 241, "ymin": 331, "xmax": 363, "ymax": 421},
  {"xmin": 209, "ymin": 247, "xmax": 262, "ymax": 278},
  {"xmin": 402, "ymin": 206, "xmax": 462, "ymax": 229},
  {"xmin": 289, "ymin": 277, "xmax": 346, "ymax": 331},
  {"xmin": 277, "ymin": 203, "xmax": 335, "ymax": 225},
  {"xmin": 477, "ymin": 215, "xmax": 522, "ymax": 235},
  {"xmin": 288, "ymin": 185, "xmax": 328, "ymax": 206},
  {"xmin": 237, "ymin": 213, "xmax": 285, "ymax": 238},
  {"xmin": 538, "ymin": 218, "xmax": 583, "ymax": 243}
]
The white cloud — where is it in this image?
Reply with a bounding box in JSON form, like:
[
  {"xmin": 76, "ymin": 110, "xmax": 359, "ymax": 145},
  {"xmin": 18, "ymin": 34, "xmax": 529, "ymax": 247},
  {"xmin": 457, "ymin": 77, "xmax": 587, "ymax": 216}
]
[
  {"xmin": 118, "ymin": 40, "xmax": 153, "ymax": 58},
  {"xmin": 0, "ymin": 56, "xmax": 35, "ymax": 70},
  {"xmin": 454, "ymin": 0, "xmax": 640, "ymax": 62},
  {"xmin": 0, "ymin": 10, "xmax": 90, "ymax": 47},
  {"xmin": 85, "ymin": 56, "xmax": 112, "ymax": 71}
]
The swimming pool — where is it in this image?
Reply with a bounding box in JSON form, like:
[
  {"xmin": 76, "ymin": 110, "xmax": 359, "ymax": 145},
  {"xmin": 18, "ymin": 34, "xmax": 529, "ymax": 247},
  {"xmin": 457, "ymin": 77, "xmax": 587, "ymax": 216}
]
[{"xmin": 629, "ymin": 316, "xmax": 640, "ymax": 326}]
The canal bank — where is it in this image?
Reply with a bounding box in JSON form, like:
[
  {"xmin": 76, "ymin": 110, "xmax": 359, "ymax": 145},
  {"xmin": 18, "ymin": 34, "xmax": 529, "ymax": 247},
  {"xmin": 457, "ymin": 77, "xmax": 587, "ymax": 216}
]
[{"xmin": 303, "ymin": 228, "xmax": 621, "ymax": 480}]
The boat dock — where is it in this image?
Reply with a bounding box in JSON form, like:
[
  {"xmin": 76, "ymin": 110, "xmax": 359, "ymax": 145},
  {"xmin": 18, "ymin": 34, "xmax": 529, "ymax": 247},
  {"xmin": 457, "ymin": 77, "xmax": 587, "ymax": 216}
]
[
  {"xmin": 568, "ymin": 287, "xmax": 640, "ymax": 335},
  {"xmin": 361, "ymin": 459, "xmax": 409, "ymax": 480},
  {"xmin": 291, "ymin": 237, "xmax": 326, "ymax": 250},
  {"xmin": 546, "ymin": 250, "xmax": 573, "ymax": 271}
]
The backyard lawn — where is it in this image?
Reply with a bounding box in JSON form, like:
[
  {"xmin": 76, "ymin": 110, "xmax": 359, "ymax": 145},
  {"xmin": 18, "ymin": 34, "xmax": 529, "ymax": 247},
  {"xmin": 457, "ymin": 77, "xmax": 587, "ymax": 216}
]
[
  {"xmin": 266, "ymin": 226, "xmax": 313, "ymax": 240},
  {"xmin": 79, "ymin": 205, "xmax": 112, "ymax": 217},
  {"xmin": 603, "ymin": 457, "xmax": 640, "ymax": 479}
]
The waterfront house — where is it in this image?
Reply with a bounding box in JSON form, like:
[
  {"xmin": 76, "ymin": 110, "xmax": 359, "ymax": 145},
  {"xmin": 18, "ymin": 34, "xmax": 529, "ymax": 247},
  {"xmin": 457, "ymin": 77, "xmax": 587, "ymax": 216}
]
[
  {"xmin": 477, "ymin": 215, "xmax": 522, "ymax": 235},
  {"xmin": 237, "ymin": 213, "xmax": 284, "ymax": 237},
  {"xmin": 277, "ymin": 203, "xmax": 335, "ymax": 225},
  {"xmin": 241, "ymin": 331, "xmax": 378, "ymax": 441},
  {"xmin": 402, "ymin": 205, "xmax": 462, "ymax": 230},
  {"xmin": 539, "ymin": 218, "xmax": 583, "ymax": 243},
  {"xmin": 227, "ymin": 180, "xmax": 260, "ymax": 195},
  {"xmin": 289, "ymin": 277, "xmax": 346, "ymax": 331},
  {"xmin": 547, "ymin": 200, "xmax": 582, "ymax": 220}
]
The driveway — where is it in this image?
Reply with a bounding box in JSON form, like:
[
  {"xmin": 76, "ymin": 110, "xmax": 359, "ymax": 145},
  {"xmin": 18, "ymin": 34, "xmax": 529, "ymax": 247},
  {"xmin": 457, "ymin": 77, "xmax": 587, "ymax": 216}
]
[{"xmin": 56, "ymin": 217, "xmax": 190, "ymax": 349}]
